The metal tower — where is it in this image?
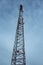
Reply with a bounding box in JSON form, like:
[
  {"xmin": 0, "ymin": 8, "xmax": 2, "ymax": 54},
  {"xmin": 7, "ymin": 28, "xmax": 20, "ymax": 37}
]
[{"xmin": 11, "ymin": 4, "xmax": 26, "ymax": 65}]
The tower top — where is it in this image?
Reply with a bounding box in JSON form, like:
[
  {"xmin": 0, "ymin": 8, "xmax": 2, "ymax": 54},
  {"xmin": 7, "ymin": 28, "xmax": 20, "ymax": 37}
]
[{"xmin": 20, "ymin": 4, "xmax": 23, "ymax": 11}]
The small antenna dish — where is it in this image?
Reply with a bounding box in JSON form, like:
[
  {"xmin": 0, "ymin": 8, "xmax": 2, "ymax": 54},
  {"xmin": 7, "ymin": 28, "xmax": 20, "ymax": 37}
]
[{"xmin": 20, "ymin": 4, "xmax": 23, "ymax": 11}]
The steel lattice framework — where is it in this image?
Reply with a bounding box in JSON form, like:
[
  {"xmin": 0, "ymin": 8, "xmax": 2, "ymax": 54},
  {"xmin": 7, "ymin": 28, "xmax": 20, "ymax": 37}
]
[{"xmin": 11, "ymin": 4, "xmax": 26, "ymax": 65}]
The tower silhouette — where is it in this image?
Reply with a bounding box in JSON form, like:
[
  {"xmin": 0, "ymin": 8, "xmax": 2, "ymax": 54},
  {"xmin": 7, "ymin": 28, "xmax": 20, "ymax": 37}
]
[{"xmin": 11, "ymin": 4, "xmax": 26, "ymax": 65}]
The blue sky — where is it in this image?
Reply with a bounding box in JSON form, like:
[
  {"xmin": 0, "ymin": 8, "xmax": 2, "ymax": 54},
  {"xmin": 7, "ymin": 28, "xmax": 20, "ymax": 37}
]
[{"xmin": 0, "ymin": 0, "xmax": 43, "ymax": 65}]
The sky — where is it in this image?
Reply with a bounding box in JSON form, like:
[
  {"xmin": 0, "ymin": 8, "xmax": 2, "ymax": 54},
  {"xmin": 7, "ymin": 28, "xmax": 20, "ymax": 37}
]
[{"xmin": 0, "ymin": 0, "xmax": 43, "ymax": 65}]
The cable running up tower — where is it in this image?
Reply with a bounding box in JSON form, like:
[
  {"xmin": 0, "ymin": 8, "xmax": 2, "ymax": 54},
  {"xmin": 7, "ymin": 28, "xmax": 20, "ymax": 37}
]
[{"xmin": 11, "ymin": 4, "xmax": 26, "ymax": 65}]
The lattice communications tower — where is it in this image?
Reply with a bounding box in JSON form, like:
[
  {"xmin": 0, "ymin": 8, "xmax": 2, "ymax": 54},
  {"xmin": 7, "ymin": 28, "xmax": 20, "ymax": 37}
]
[{"xmin": 11, "ymin": 4, "xmax": 26, "ymax": 65}]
